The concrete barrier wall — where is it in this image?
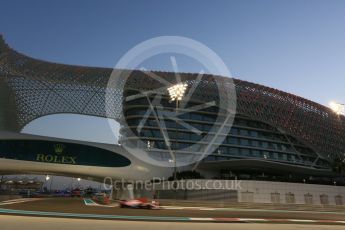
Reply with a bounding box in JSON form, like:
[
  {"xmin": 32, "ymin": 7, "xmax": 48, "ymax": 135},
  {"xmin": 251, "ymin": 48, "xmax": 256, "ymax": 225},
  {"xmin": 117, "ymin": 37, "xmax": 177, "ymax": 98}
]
[
  {"xmin": 154, "ymin": 180, "xmax": 345, "ymax": 205},
  {"xmin": 239, "ymin": 180, "xmax": 345, "ymax": 205}
]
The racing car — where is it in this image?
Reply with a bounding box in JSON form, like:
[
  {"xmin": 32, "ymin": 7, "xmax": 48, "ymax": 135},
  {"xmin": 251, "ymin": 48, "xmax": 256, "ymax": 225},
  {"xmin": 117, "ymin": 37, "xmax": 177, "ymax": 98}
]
[{"xmin": 119, "ymin": 198, "xmax": 160, "ymax": 209}]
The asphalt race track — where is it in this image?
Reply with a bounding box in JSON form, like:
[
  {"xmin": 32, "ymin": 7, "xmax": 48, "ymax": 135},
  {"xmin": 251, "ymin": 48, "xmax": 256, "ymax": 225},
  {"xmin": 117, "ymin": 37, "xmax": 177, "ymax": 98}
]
[
  {"xmin": 2, "ymin": 215, "xmax": 345, "ymax": 230},
  {"xmin": 1, "ymin": 198, "xmax": 345, "ymax": 221}
]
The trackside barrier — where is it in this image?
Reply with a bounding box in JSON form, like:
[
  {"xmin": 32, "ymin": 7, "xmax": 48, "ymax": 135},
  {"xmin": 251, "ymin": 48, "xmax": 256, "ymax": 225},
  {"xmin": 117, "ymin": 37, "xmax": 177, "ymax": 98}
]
[{"xmin": 157, "ymin": 199, "xmax": 345, "ymax": 212}]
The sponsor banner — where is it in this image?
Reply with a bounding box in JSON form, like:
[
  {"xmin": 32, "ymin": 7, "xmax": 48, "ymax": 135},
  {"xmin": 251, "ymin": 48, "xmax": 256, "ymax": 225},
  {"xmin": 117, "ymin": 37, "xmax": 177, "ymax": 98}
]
[{"xmin": 0, "ymin": 140, "xmax": 131, "ymax": 167}]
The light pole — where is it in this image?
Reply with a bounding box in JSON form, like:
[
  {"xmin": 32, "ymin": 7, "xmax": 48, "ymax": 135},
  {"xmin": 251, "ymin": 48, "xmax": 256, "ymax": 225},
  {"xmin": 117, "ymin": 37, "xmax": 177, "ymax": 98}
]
[
  {"xmin": 329, "ymin": 101, "xmax": 345, "ymax": 115},
  {"xmin": 77, "ymin": 178, "xmax": 81, "ymax": 188},
  {"xmin": 167, "ymin": 83, "xmax": 188, "ymax": 183},
  {"xmin": 43, "ymin": 175, "xmax": 50, "ymax": 192},
  {"xmin": 0, "ymin": 175, "xmax": 3, "ymax": 192},
  {"xmin": 49, "ymin": 176, "xmax": 54, "ymax": 192}
]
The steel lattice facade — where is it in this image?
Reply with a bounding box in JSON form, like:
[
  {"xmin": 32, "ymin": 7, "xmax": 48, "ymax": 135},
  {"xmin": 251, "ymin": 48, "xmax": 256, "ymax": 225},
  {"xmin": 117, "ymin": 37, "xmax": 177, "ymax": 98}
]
[{"xmin": 0, "ymin": 35, "xmax": 344, "ymax": 168}]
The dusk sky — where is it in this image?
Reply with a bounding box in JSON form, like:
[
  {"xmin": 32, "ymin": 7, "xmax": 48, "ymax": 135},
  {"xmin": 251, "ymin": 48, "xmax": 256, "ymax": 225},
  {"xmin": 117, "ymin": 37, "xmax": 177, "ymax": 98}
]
[{"xmin": 1, "ymin": 0, "xmax": 345, "ymax": 144}]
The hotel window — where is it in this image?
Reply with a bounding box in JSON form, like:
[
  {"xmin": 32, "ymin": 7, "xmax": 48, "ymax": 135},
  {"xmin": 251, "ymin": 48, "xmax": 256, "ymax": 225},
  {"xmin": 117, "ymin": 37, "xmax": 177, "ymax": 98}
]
[
  {"xmin": 240, "ymin": 139, "xmax": 249, "ymax": 146},
  {"xmin": 229, "ymin": 137, "xmax": 238, "ymax": 145},
  {"xmin": 179, "ymin": 113, "xmax": 189, "ymax": 120},
  {"xmin": 147, "ymin": 119, "xmax": 157, "ymax": 126},
  {"xmin": 261, "ymin": 142, "xmax": 268, "ymax": 148},
  {"xmin": 237, "ymin": 119, "xmax": 247, "ymax": 126},
  {"xmin": 252, "ymin": 150, "xmax": 260, "ymax": 157},
  {"xmin": 205, "ymin": 156, "xmax": 216, "ymax": 161},
  {"xmin": 192, "ymin": 123, "xmax": 202, "ymax": 131},
  {"xmin": 220, "ymin": 146, "xmax": 228, "ymax": 154},
  {"xmin": 240, "ymin": 129, "xmax": 249, "ymax": 136},
  {"xmin": 282, "ymin": 154, "xmax": 288, "ymax": 161},
  {"xmin": 179, "ymin": 132, "xmax": 189, "ymax": 141},
  {"xmin": 216, "ymin": 156, "xmax": 228, "ymax": 161},
  {"xmin": 230, "ymin": 128, "xmax": 238, "ymax": 135},
  {"xmin": 273, "ymin": 152, "xmax": 279, "ymax": 160},
  {"xmin": 262, "ymin": 151, "xmax": 270, "ymax": 159},
  {"xmin": 180, "ymin": 143, "xmax": 190, "ymax": 149},
  {"xmin": 164, "ymin": 121, "xmax": 173, "ymax": 128},
  {"xmin": 287, "ymin": 154, "xmax": 294, "ymax": 162},
  {"xmin": 251, "ymin": 140, "xmax": 259, "ymax": 147},
  {"xmin": 203, "ymin": 124, "xmax": 211, "ymax": 132},
  {"xmin": 250, "ymin": 130, "xmax": 258, "ymax": 138},
  {"xmin": 203, "ymin": 115, "xmax": 215, "ymax": 122},
  {"xmin": 229, "ymin": 147, "xmax": 239, "ymax": 155},
  {"xmin": 241, "ymin": 148, "xmax": 250, "ymax": 156},
  {"xmin": 191, "ymin": 113, "xmax": 202, "ymax": 121}
]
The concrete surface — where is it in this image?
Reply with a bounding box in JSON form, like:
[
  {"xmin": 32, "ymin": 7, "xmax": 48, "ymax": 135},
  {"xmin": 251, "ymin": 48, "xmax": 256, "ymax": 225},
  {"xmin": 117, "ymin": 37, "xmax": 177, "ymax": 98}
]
[{"xmin": 1, "ymin": 215, "xmax": 345, "ymax": 230}]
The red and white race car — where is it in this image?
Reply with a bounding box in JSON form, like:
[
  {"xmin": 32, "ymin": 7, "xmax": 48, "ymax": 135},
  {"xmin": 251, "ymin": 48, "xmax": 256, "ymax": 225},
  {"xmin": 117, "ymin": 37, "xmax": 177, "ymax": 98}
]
[{"xmin": 119, "ymin": 198, "xmax": 160, "ymax": 209}]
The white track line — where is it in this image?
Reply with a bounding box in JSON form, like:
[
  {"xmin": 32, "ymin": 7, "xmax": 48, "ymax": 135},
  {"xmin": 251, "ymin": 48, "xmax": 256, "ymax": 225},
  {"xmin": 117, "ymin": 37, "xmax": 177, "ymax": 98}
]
[
  {"xmin": 238, "ymin": 218, "xmax": 268, "ymax": 222},
  {"xmin": 289, "ymin": 219, "xmax": 317, "ymax": 222},
  {"xmin": 83, "ymin": 199, "xmax": 118, "ymax": 208},
  {"xmin": 189, "ymin": 218, "xmax": 214, "ymax": 221},
  {"xmin": 0, "ymin": 198, "xmax": 43, "ymax": 206}
]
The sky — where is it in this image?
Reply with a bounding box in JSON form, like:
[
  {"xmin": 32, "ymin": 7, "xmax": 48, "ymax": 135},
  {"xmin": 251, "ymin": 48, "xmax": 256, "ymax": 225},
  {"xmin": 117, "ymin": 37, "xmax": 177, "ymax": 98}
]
[{"xmin": 1, "ymin": 0, "xmax": 345, "ymax": 144}]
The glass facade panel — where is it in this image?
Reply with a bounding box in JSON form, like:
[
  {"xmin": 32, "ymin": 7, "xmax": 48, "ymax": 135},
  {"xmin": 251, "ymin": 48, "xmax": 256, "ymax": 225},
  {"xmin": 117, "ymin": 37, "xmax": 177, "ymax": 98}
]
[
  {"xmin": 122, "ymin": 92, "xmax": 320, "ymax": 172},
  {"xmin": 240, "ymin": 129, "xmax": 249, "ymax": 136}
]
